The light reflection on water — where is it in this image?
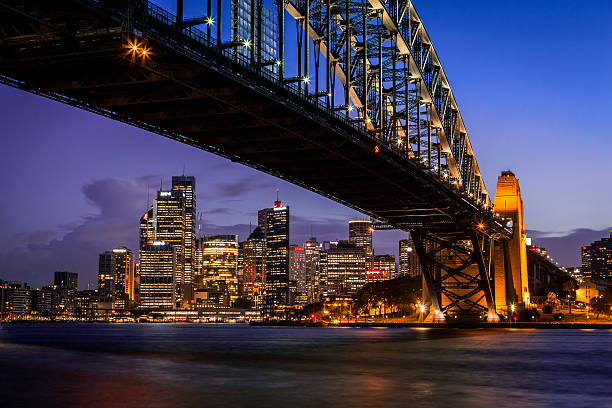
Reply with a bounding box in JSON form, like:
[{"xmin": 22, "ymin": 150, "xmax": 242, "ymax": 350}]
[{"xmin": 1, "ymin": 324, "xmax": 611, "ymax": 407}]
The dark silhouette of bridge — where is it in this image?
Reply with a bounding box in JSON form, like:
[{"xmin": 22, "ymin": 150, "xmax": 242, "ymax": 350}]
[{"xmin": 0, "ymin": 0, "xmax": 515, "ymax": 321}]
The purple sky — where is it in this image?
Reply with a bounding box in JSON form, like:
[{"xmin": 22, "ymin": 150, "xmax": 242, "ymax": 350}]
[{"xmin": 1, "ymin": 0, "xmax": 611, "ymax": 288}]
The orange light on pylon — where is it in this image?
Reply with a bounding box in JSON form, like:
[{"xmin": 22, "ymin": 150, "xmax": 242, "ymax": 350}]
[
  {"xmin": 374, "ymin": 145, "xmax": 380, "ymax": 154},
  {"xmin": 477, "ymin": 223, "xmax": 485, "ymax": 230}
]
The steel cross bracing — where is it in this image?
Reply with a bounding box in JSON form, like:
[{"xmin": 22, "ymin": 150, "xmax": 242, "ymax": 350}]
[{"xmin": 0, "ymin": 0, "xmax": 508, "ymax": 232}]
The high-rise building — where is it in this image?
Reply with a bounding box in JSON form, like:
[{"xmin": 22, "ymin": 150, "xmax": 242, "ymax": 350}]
[
  {"xmin": 98, "ymin": 247, "xmax": 135, "ymax": 308},
  {"xmin": 172, "ymin": 175, "xmax": 196, "ymax": 285},
  {"xmin": 239, "ymin": 227, "xmax": 266, "ymax": 306},
  {"xmin": 582, "ymin": 231, "xmax": 612, "ymax": 282},
  {"xmin": 349, "ymin": 220, "xmax": 373, "ymax": 270},
  {"xmin": 304, "ymin": 236, "xmax": 321, "ymax": 303},
  {"xmin": 54, "ymin": 271, "xmax": 78, "ymax": 293},
  {"xmin": 154, "ymin": 189, "xmax": 186, "ymax": 285},
  {"xmin": 320, "ymin": 241, "xmax": 367, "ymax": 296},
  {"xmin": 259, "ymin": 198, "xmax": 290, "ymax": 306},
  {"xmin": 139, "ymin": 242, "xmax": 176, "ymax": 309},
  {"xmin": 399, "ymin": 239, "xmax": 421, "ymax": 277},
  {"xmin": 139, "ymin": 207, "xmax": 155, "ymax": 249},
  {"xmin": 0, "ymin": 281, "xmax": 32, "ymax": 318},
  {"xmin": 372, "ymin": 254, "xmax": 395, "ymax": 281},
  {"xmin": 290, "ymin": 244, "xmax": 307, "ymax": 304},
  {"xmin": 200, "ymin": 235, "xmax": 239, "ymax": 306}
]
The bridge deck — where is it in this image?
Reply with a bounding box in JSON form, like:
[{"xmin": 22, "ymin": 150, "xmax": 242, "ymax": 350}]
[{"xmin": 0, "ymin": 0, "xmax": 509, "ymax": 237}]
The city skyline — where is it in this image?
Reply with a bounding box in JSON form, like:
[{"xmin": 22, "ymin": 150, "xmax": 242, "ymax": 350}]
[{"xmin": 1, "ymin": 0, "xmax": 612, "ymax": 286}]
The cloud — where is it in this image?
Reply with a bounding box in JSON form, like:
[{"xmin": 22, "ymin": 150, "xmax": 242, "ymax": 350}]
[
  {"xmin": 0, "ymin": 178, "xmax": 146, "ymax": 288},
  {"xmin": 214, "ymin": 175, "xmax": 275, "ymax": 198},
  {"xmin": 529, "ymin": 227, "xmax": 612, "ymax": 267}
]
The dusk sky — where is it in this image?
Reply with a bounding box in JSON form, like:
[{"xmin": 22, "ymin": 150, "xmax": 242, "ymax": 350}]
[{"xmin": 1, "ymin": 0, "xmax": 611, "ymax": 288}]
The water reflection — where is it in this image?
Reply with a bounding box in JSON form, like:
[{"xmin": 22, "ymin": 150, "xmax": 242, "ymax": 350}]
[{"xmin": 1, "ymin": 324, "xmax": 611, "ymax": 407}]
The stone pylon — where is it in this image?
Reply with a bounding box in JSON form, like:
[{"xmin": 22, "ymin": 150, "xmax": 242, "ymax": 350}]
[{"xmin": 493, "ymin": 171, "xmax": 530, "ymax": 313}]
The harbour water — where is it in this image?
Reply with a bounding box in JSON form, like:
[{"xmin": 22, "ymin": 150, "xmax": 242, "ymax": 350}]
[{"xmin": 1, "ymin": 324, "xmax": 611, "ymax": 407}]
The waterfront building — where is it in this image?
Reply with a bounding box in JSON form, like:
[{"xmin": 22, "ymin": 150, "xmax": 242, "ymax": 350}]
[
  {"xmin": 238, "ymin": 227, "xmax": 266, "ymax": 307},
  {"xmin": 0, "ymin": 281, "xmax": 32, "ymax": 319},
  {"xmin": 581, "ymin": 231, "xmax": 612, "ymax": 282},
  {"xmin": 399, "ymin": 239, "xmax": 422, "ymax": 277},
  {"xmin": 349, "ymin": 220, "xmax": 373, "ymax": 270},
  {"xmin": 172, "ymin": 175, "xmax": 196, "ymax": 286},
  {"xmin": 303, "ymin": 236, "xmax": 321, "ymax": 303},
  {"xmin": 371, "ymin": 254, "xmax": 395, "ymax": 281},
  {"xmin": 290, "ymin": 244, "xmax": 307, "ymax": 304},
  {"xmin": 139, "ymin": 242, "xmax": 177, "ymax": 309},
  {"xmin": 54, "ymin": 271, "xmax": 78, "ymax": 293},
  {"xmin": 320, "ymin": 241, "xmax": 366, "ymax": 296},
  {"xmin": 200, "ymin": 235, "xmax": 239, "ymax": 306},
  {"xmin": 258, "ymin": 198, "xmax": 290, "ymax": 306},
  {"xmin": 98, "ymin": 246, "xmax": 135, "ymax": 308}
]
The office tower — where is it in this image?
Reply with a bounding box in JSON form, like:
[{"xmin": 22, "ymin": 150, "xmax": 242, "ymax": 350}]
[
  {"xmin": 372, "ymin": 254, "xmax": 395, "ymax": 280},
  {"xmin": 0, "ymin": 281, "xmax": 32, "ymax": 318},
  {"xmin": 200, "ymin": 235, "xmax": 239, "ymax": 306},
  {"xmin": 172, "ymin": 175, "xmax": 196, "ymax": 285},
  {"xmin": 304, "ymin": 236, "xmax": 321, "ymax": 303},
  {"xmin": 154, "ymin": 189, "xmax": 186, "ymax": 286},
  {"xmin": 399, "ymin": 239, "xmax": 422, "ymax": 277},
  {"xmin": 349, "ymin": 220, "xmax": 373, "ymax": 270},
  {"xmin": 289, "ymin": 244, "xmax": 307, "ymax": 304},
  {"xmin": 320, "ymin": 241, "xmax": 367, "ymax": 296},
  {"xmin": 581, "ymin": 231, "xmax": 612, "ymax": 282},
  {"xmin": 98, "ymin": 251, "xmax": 116, "ymax": 297},
  {"xmin": 239, "ymin": 226, "xmax": 266, "ymax": 306},
  {"xmin": 259, "ymin": 198, "xmax": 290, "ymax": 306},
  {"xmin": 54, "ymin": 271, "xmax": 78, "ymax": 293},
  {"xmin": 139, "ymin": 207, "xmax": 155, "ymax": 250},
  {"xmin": 139, "ymin": 242, "xmax": 176, "ymax": 309},
  {"xmin": 97, "ymin": 247, "xmax": 135, "ymax": 308}
]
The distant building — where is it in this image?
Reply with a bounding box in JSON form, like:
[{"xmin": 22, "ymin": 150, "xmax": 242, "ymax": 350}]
[
  {"xmin": 200, "ymin": 235, "xmax": 239, "ymax": 306},
  {"xmin": 258, "ymin": 197, "xmax": 290, "ymax": 306},
  {"xmin": 238, "ymin": 227, "xmax": 266, "ymax": 307},
  {"xmin": 399, "ymin": 239, "xmax": 421, "ymax": 277},
  {"xmin": 304, "ymin": 236, "xmax": 321, "ymax": 303},
  {"xmin": 371, "ymin": 254, "xmax": 395, "ymax": 281},
  {"xmin": 290, "ymin": 244, "xmax": 307, "ymax": 304},
  {"xmin": 98, "ymin": 246, "xmax": 135, "ymax": 308},
  {"xmin": 320, "ymin": 241, "xmax": 366, "ymax": 296},
  {"xmin": 581, "ymin": 231, "xmax": 612, "ymax": 282},
  {"xmin": 54, "ymin": 271, "xmax": 78, "ymax": 293},
  {"xmin": 139, "ymin": 242, "xmax": 177, "ymax": 309},
  {"xmin": 172, "ymin": 175, "xmax": 196, "ymax": 286},
  {"xmin": 349, "ymin": 220, "xmax": 373, "ymax": 270},
  {"xmin": 0, "ymin": 281, "xmax": 31, "ymax": 319}
]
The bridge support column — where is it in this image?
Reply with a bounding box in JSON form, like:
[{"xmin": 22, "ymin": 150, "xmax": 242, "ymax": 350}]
[
  {"xmin": 412, "ymin": 231, "xmax": 498, "ymax": 322},
  {"xmin": 493, "ymin": 171, "xmax": 530, "ymax": 314}
]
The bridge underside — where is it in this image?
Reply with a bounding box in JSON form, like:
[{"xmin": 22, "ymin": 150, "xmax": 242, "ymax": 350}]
[{"xmin": 0, "ymin": 0, "xmax": 511, "ymax": 319}]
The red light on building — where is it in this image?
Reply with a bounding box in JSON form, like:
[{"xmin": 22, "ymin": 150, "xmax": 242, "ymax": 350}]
[
  {"xmin": 374, "ymin": 145, "xmax": 380, "ymax": 154},
  {"xmin": 581, "ymin": 246, "xmax": 587, "ymax": 251},
  {"xmin": 310, "ymin": 313, "xmax": 316, "ymax": 319},
  {"xmin": 294, "ymin": 246, "xmax": 305, "ymax": 252},
  {"xmin": 368, "ymin": 269, "xmax": 381, "ymax": 275}
]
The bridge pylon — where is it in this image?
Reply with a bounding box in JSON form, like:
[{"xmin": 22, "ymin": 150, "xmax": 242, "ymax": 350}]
[{"xmin": 493, "ymin": 171, "xmax": 530, "ymax": 314}]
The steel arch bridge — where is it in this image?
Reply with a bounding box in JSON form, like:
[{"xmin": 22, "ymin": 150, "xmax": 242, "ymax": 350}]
[{"xmin": 0, "ymin": 0, "xmax": 513, "ymax": 320}]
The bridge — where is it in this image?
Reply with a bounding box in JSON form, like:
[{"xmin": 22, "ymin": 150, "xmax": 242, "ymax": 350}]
[{"xmin": 0, "ymin": 0, "xmax": 528, "ymax": 321}]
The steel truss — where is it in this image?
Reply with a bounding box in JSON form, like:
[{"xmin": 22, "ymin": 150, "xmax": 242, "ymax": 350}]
[{"xmin": 411, "ymin": 230, "xmax": 498, "ymax": 321}]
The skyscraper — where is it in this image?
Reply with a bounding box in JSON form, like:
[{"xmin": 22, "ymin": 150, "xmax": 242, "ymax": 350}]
[
  {"xmin": 399, "ymin": 239, "xmax": 422, "ymax": 277},
  {"xmin": 139, "ymin": 242, "xmax": 176, "ymax": 309},
  {"xmin": 200, "ymin": 235, "xmax": 239, "ymax": 306},
  {"xmin": 154, "ymin": 189, "xmax": 186, "ymax": 285},
  {"xmin": 54, "ymin": 271, "xmax": 78, "ymax": 293},
  {"xmin": 320, "ymin": 241, "xmax": 367, "ymax": 296},
  {"xmin": 349, "ymin": 220, "xmax": 373, "ymax": 270},
  {"xmin": 239, "ymin": 226, "xmax": 266, "ymax": 307},
  {"xmin": 304, "ymin": 236, "xmax": 321, "ymax": 303},
  {"xmin": 289, "ymin": 244, "xmax": 307, "ymax": 304},
  {"xmin": 97, "ymin": 247, "xmax": 135, "ymax": 308},
  {"xmin": 259, "ymin": 197, "xmax": 290, "ymax": 306},
  {"xmin": 172, "ymin": 175, "xmax": 196, "ymax": 285}
]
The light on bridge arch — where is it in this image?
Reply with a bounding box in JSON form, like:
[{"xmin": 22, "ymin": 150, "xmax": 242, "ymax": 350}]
[{"xmin": 374, "ymin": 145, "xmax": 380, "ymax": 154}]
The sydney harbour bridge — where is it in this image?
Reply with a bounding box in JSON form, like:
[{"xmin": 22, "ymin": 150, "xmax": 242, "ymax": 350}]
[{"xmin": 0, "ymin": 0, "xmax": 530, "ymax": 321}]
